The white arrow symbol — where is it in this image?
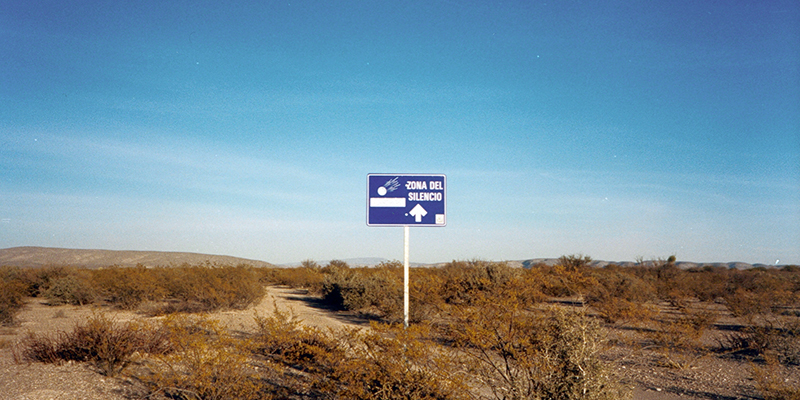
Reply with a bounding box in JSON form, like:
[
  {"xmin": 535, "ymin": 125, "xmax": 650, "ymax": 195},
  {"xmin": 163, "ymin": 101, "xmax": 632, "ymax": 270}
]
[{"xmin": 409, "ymin": 204, "xmax": 427, "ymax": 222}]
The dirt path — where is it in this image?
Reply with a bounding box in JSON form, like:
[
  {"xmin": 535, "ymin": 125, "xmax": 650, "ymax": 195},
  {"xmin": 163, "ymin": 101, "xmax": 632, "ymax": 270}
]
[
  {"xmin": 212, "ymin": 286, "xmax": 361, "ymax": 333},
  {"xmin": 0, "ymin": 288, "xmax": 789, "ymax": 400},
  {"xmin": 0, "ymin": 287, "xmax": 354, "ymax": 400}
]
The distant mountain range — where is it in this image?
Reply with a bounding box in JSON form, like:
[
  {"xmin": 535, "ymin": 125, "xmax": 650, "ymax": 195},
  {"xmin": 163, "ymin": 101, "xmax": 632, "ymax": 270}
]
[
  {"xmin": 0, "ymin": 246, "xmax": 276, "ymax": 269},
  {"xmin": 282, "ymin": 257, "xmax": 786, "ymax": 270},
  {"xmin": 516, "ymin": 258, "xmax": 786, "ymax": 270},
  {"xmin": 0, "ymin": 246, "xmax": 789, "ymax": 270}
]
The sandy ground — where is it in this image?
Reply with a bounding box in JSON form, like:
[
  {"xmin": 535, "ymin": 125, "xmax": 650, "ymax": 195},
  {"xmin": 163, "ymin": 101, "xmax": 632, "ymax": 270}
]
[{"xmin": 1, "ymin": 288, "xmax": 795, "ymax": 400}]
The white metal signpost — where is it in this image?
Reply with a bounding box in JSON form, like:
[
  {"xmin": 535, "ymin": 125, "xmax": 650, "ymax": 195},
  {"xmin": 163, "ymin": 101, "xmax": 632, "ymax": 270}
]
[{"xmin": 367, "ymin": 174, "xmax": 446, "ymax": 327}]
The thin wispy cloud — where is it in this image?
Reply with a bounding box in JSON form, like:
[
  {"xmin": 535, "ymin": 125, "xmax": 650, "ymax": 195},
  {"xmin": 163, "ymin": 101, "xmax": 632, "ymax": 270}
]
[{"xmin": 2, "ymin": 1, "xmax": 797, "ymax": 264}]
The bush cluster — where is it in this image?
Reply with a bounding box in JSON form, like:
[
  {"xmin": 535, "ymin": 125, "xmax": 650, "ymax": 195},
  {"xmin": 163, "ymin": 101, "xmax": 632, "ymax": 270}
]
[
  {"xmin": 0, "ymin": 263, "xmax": 265, "ymax": 319},
  {"xmin": 321, "ymin": 261, "xmax": 404, "ymax": 321},
  {"xmin": 0, "ymin": 267, "xmax": 27, "ymax": 325},
  {"xmin": 445, "ymin": 296, "xmax": 626, "ymax": 400},
  {"xmin": 6, "ymin": 255, "xmax": 800, "ymax": 399},
  {"xmin": 15, "ymin": 313, "xmax": 170, "ymax": 376}
]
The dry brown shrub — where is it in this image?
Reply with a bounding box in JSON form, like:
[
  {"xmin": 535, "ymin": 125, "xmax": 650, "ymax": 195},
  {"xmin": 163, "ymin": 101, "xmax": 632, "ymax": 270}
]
[
  {"xmin": 92, "ymin": 265, "xmax": 166, "ymax": 309},
  {"xmin": 684, "ymin": 266, "xmax": 729, "ymax": 302},
  {"xmin": 724, "ymin": 268, "xmax": 796, "ymax": 321},
  {"xmin": 446, "ymin": 295, "xmax": 628, "ymax": 400},
  {"xmin": 44, "ymin": 270, "xmax": 96, "ymax": 306},
  {"xmin": 140, "ymin": 314, "xmax": 263, "ymax": 400},
  {"xmin": 751, "ymin": 360, "xmax": 800, "ymax": 400},
  {"xmin": 16, "ymin": 313, "xmax": 169, "ymax": 376},
  {"xmin": 646, "ymin": 305, "xmax": 717, "ymax": 369},
  {"xmin": 0, "ymin": 267, "xmax": 27, "ymax": 325},
  {"xmin": 158, "ymin": 264, "xmax": 265, "ymax": 313},
  {"xmin": 261, "ymin": 263, "xmax": 325, "ymax": 294},
  {"xmin": 320, "ymin": 263, "xmax": 403, "ymax": 320},
  {"xmin": 632, "ymin": 256, "xmax": 695, "ymax": 307},
  {"xmin": 586, "ymin": 267, "xmax": 655, "ymax": 324},
  {"xmin": 409, "ymin": 267, "xmax": 448, "ymax": 322},
  {"xmin": 752, "ymin": 355, "xmax": 800, "ymax": 400},
  {"xmin": 253, "ymin": 307, "xmax": 342, "ymax": 375},
  {"xmin": 438, "ymin": 260, "xmax": 520, "ymax": 305},
  {"xmin": 331, "ymin": 322, "xmax": 472, "ymax": 400},
  {"xmin": 539, "ymin": 255, "xmax": 598, "ymax": 299},
  {"xmin": 725, "ymin": 316, "xmax": 800, "ymax": 366}
]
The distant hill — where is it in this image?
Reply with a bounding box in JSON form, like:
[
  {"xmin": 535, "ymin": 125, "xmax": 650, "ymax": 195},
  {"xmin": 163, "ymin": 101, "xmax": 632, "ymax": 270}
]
[
  {"xmin": 280, "ymin": 258, "xmax": 430, "ymax": 268},
  {"xmin": 0, "ymin": 246, "xmax": 277, "ymax": 269},
  {"xmin": 2, "ymin": 247, "xmax": 786, "ymax": 270},
  {"xmin": 519, "ymin": 258, "xmax": 783, "ymax": 270}
]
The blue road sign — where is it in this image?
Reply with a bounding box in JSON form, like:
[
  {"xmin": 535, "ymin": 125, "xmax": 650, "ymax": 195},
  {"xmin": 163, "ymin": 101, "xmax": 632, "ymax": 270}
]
[{"xmin": 367, "ymin": 174, "xmax": 446, "ymax": 226}]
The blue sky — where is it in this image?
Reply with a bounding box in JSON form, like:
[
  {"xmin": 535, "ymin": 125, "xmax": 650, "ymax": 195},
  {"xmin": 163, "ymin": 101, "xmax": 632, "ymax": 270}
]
[{"xmin": 2, "ymin": 1, "xmax": 798, "ymax": 264}]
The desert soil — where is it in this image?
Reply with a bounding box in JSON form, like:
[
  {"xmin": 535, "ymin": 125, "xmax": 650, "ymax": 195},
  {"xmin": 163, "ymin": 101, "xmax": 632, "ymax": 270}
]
[{"xmin": 0, "ymin": 288, "xmax": 795, "ymax": 400}]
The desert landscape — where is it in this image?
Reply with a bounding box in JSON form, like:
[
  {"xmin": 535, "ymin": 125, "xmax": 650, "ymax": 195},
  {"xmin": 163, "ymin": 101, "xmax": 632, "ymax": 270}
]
[
  {"xmin": 5, "ymin": 2, "xmax": 798, "ymax": 399},
  {"xmin": 1, "ymin": 248, "xmax": 799, "ymax": 400}
]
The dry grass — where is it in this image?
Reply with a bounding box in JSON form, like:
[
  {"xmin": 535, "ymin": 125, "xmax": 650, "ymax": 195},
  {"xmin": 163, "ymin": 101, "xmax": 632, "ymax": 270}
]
[{"xmin": 4, "ymin": 256, "xmax": 799, "ymax": 399}]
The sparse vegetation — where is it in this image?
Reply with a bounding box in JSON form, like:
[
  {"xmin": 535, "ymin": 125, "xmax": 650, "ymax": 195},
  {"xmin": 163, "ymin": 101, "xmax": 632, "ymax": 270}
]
[
  {"xmin": 0, "ymin": 267, "xmax": 27, "ymax": 325},
  {"xmin": 140, "ymin": 314, "xmax": 263, "ymax": 400},
  {"xmin": 4, "ymin": 256, "xmax": 800, "ymax": 399},
  {"xmin": 444, "ymin": 294, "xmax": 627, "ymax": 400},
  {"xmin": 15, "ymin": 313, "xmax": 170, "ymax": 376}
]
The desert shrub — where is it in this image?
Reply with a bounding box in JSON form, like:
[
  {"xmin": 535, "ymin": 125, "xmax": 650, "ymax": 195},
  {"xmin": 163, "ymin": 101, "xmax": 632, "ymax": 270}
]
[
  {"xmin": 253, "ymin": 307, "xmax": 342, "ymax": 375},
  {"xmin": 321, "ymin": 264, "xmax": 360, "ymax": 309},
  {"xmin": 724, "ymin": 268, "xmax": 797, "ymax": 320},
  {"xmin": 44, "ymin": 272, "xmax": 96, "ymax": 306},
  {"xmin": 17, "ymin": 313, "xmax": 169, "ymax": 376},
  {"xmin": 0, "ymin": 267, "xmax": 27, "ymax": 325},
  {"xmin": 141, "ymin": 314, "xmax": 263, "ymax": 400},
  {"xmin": 539, "ymin": 255, "xmax": 598, "ymax": 299},
  {"xmin": 634, "ymin": 256, "xmax": 695, "ymax": 307},
  {"xmin": 438, "ymin": 260, "xmax": 520, "ymax": 305},
  {"xmin": 253, "ymin": 307, "xmax": 471, "ymax": 399},
  {"xmin": 724, "ymin": 288, "xmax": 775, "ymax": 320},
  {"xmin": 331, "ymin": 323, "xmax": 472, "ymax": 400},
  {"xmin": 447, "ymin": 296, "xmax": 628, "ymax": 400},
  {"xmin": 92, "ymin": 265, "xmax": 166, "ymax": 309},
  {"xmin": 261, "ymin": 263, "xmax": 325, "ymax": 294},
  {"xmin": 752, "ymin": 355, "xmax": 800, "ymax": 400},
  {"xmin": 514, "ymin": 267, "xmax": 550, "ymax": 304},
  {"xmin": 28, "ymin": 266, "xmax": 75, "ymax": 297},
  {"xmin": 725, "ymin": 316, "xmax": 800, "ymax": 366},
  {"xmin": 320, "ymin": 263, "xmax": 403, "ymax": 320},
  {"xmin": 159, "ymin": 265, "xmax": 265, "ymax": 313},
  {"xmin": 585, "ymin": 267, "xmax": 655, "ymax": 324},
  {"xmin": 683, "ymin": 267, "xmax": 728, "ymax": 302},
  {"xmin": 408, "ymin": 267, "xmax": 446, "ymax": 322},
  {"xmin": 646, "ymin": 306, "xmax": 717, "ymax": 369}
]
